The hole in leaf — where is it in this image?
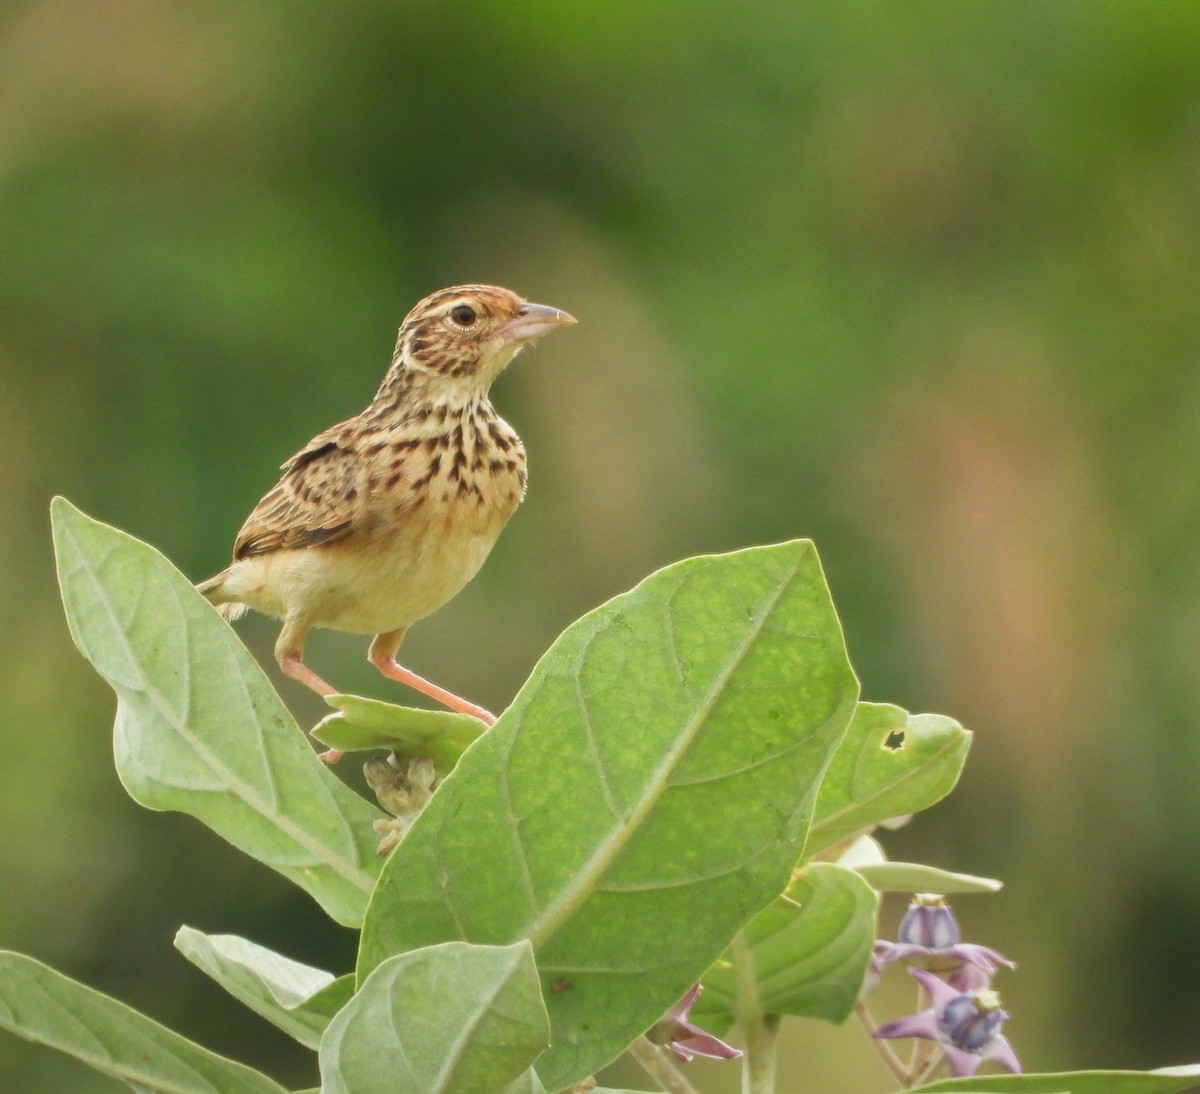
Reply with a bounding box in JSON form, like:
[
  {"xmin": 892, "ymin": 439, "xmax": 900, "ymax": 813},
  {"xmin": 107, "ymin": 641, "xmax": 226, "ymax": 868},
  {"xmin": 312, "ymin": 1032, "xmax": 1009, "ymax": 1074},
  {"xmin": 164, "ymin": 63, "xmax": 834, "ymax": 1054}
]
[{"xmin": 883, "ymin": 730, "xmax": 906, "ymax": 751}]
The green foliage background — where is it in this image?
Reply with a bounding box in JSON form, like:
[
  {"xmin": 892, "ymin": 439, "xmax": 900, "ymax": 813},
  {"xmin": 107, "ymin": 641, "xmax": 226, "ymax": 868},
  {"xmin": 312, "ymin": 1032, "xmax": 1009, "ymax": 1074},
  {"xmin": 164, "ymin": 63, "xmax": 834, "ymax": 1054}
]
[{"xmin": 2, "ymin": 2, "xmax": 1198, "ymax": 1090}]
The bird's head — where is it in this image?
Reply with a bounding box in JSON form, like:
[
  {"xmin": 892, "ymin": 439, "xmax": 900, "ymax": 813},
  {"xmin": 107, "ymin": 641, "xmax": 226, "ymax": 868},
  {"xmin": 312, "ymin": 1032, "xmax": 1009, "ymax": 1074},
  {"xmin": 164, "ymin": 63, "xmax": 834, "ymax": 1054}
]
[{"xmin": 391, "ymin": 285, "xmax": 576, "ymax": 396}]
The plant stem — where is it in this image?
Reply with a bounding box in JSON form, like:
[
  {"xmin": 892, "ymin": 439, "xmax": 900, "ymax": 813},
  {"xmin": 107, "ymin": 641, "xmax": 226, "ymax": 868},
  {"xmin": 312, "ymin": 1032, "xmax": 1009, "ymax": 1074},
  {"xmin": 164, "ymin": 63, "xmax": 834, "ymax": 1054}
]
[
  {"xmin": 742, "ymin": 1011, "xmax": 780, "ymax": 1094},
  {"xmin": 853, "ymin": 1001, "xmax": 909, "ymax": 1085},
  {"xmin": 731, "ymin": 929, "xmax": 779, "ymax": 1094},
  {"xmin": 912, "ymin": 1051, "xmax": 946, "ymax": 1088},
  {"xmin": 627, "ymin": 1038, "xmax": 703, "ymax": 1094},
  {"xmin": 908, "ymin": 976, "xmax": 932, "ymax": 1080}
]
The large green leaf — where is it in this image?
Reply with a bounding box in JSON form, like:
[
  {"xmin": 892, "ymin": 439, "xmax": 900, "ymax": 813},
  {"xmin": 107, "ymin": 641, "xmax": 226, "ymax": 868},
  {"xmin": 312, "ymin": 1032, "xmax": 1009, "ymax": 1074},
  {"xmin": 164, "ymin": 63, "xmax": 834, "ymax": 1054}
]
[
  {"xmin": 320, "ymin": 942, "xmax": 549, "ymax": 1094},
  {"xmin": 807, "ymin": 703, "xmax": 970, "ymax": 855},
  {"xmin": 51, "ymin": 498, "xmax": 383, "ymax": 927},
  {"xmin": 174, "ymin": 928, "xmax": 352, "ymax": 1050},
  {"xmin": 0, "ymin": 951, "xmax": 287, "ymax": 1094},
  {"xmin": 692, "ymin": 862, "xmax": 877, "ymax": 1034},
  {"xmin": 854, "ymin": 861, "xmax": 1002, "ymax": 895},
  {"xmin": 358, "ymin": 541, "xmax": 860, "ymax": 1090},
  {"xmin": 914, "ymin": 1068, "xmax": 1200, "ymax": 1093}
]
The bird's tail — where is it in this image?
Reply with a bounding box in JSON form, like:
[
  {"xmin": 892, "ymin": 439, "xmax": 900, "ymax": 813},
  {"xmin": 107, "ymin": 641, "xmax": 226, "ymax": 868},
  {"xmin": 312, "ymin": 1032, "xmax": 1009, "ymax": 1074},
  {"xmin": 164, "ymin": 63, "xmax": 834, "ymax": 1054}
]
[{"xmin": 196, "ymin": 571, "xmax": 248, "ymax": 622}]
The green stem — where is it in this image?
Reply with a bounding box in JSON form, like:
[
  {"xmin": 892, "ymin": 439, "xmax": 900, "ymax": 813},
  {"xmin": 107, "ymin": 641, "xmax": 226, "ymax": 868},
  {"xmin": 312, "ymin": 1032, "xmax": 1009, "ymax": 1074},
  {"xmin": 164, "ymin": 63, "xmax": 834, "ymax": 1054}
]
[
  {"xmin": 743, "ymin": 1011, "xmax": 780, "ymax": 1094},
  {"xmin": 732, "ymin": 929, "xmax": 779, "ymax": 1094},
  {"xmin": 912, "ymin": 1051, "xmax": 946, "ymax": 1088},
  {"xmin": 853, "ymin": 1001, "xmax": 909, "ymax": 1085},
  {"xmin": 908, "ymin": 975, "xmax": 932, "ymax": 1080},
  {"xmin": 627, "ymin": 1037, "xmax": 702, "ymax": 1094}
]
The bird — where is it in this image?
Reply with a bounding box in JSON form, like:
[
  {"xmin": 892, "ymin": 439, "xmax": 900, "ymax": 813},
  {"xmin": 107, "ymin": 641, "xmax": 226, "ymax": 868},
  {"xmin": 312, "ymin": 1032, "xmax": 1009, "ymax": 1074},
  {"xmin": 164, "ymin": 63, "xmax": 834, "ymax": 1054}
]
[{"xmin": 197, "ymin": 284, "xmax": 576, "ymax": 761}]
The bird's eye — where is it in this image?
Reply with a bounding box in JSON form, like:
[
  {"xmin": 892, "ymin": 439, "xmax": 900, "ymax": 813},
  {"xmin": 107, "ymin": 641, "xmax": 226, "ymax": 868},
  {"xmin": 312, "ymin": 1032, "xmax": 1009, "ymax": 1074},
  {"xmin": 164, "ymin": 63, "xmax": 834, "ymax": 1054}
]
[{"xmin": 449, "ymin": 304, "xmax": 477, "ymax": 327}]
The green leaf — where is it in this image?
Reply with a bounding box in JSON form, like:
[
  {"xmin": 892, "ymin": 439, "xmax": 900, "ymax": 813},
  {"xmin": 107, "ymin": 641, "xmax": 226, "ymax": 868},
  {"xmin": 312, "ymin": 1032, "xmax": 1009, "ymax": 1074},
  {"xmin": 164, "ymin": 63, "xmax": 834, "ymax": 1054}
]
[
  {"xmin": 311, "ymin": 694, "xmax": 485, "ymax": 771},
  {"xmin": 692, "ymin": 862, "xmax": 877, "ymax": 1033},
  {"xmin": 838, "ymin": 834, "xmax": 1002, "ymax": 894},
  {"xmin": 497, "ymin": 1072, "xmax": 546, "ymax": 1094},
  {"xmin": 320, "ymin": 942, "xmax": 549, "ymax": 1094},
  {"xmin": 51, "ymin": 498, "xmax": 383, "ymax": 927},
  {"xmin": 0, "ymin": 950, "xmax": 287, "ymax": 1094},
  {"xmin": 358, "ymin": 541, "xmax": 860, "ymax": 1090},
  {"xmin": 914, "ymin": 1068, "xmax": 1200, "ymax": 1093},
  {"xmin": 174, "ymin": 927, "xmax": 352, "ymax": 1050},
  {"xmin": 493, "ymin": 1072, "xmax": 656, "ymax": 1094},
  {"xmin": 806, "ymin": 703, "xmax": 970, "ymax": 855},
  {"xmin": 854, "ymin": 861, "xmax": 1002, "ymax": 894}
]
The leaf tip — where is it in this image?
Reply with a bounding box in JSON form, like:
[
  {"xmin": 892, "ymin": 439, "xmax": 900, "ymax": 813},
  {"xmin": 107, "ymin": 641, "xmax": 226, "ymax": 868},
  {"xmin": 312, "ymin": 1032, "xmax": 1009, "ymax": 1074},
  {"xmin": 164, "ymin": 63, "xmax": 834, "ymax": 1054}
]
[
  {"xmin": 172, "ymin": 925, "xmax": 198, "ymax": 949},
  {"xmin": 49, "ymin": 497, "xmax": 104, "ymax": 564},
  {"xmin": 49, "ymin": 494, "xmax": 79, "ymax": 539}
]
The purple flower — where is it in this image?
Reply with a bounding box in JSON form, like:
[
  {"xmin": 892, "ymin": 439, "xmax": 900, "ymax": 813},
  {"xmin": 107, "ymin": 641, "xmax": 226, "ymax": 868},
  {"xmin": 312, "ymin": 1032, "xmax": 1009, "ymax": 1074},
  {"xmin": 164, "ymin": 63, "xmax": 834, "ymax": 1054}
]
[
  {"xmin": 874, "ymin": 967, "xmax": 1022, "ymax": 1077},
  {"xmin": 900, "ymin": 892, "xmax": 961, "ymax": 950},
  {"xmin": 646, "ymin": 984, "xmax": 743, "ymax": 1063},
  {"xmin": 875, "ymin": 894, "xmax": 1016, "ymax": 986},
  {"xmin": 858, "ymin": 945, "xmax": 885, "ymax": 1000}
]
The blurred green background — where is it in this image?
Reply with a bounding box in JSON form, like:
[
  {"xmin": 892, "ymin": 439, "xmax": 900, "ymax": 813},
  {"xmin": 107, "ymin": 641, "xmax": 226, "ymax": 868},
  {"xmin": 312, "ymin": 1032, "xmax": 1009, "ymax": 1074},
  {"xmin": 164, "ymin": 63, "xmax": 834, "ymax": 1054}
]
[{"xmin": 2, "ymin": 1, "xmax": 1199, "ymax": 1090}]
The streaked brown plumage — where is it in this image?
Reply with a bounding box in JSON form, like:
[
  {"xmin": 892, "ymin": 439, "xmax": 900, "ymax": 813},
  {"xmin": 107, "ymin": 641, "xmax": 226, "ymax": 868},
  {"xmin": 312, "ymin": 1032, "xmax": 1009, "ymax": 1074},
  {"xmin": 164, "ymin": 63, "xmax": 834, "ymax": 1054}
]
[{"xmin": 198, "ymin": 284, "xmax": 575, "ymax": 760}]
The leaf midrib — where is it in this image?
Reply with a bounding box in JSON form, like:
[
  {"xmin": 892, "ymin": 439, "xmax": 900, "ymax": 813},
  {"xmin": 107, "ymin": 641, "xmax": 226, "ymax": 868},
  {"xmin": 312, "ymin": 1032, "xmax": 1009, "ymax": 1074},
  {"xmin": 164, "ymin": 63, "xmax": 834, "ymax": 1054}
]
[
  {"xmin": 0, "ymin": 956, "xmax": 286, "ymax": 1094},
  {"xmin": 809, "ymin": 732, "xmax": 964, "ymax": 844},
  {"xmin": 431, "ymin": 948, "xmax": 536, "ymax": 1092},
  {"xmin": 57, "ymin": 514, "xmax": 376, "ymax": 898},
  {"xmin": 521, "ymin": 552, "xmax": 803, "ymax": 950}
]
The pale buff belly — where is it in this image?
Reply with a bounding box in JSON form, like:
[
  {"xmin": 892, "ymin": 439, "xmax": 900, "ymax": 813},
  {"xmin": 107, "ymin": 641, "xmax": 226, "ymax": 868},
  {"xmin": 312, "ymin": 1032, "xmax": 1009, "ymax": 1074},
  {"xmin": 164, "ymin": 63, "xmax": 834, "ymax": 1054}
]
[{"xmin": 223, "ymin": 501, "xmax": 513, "ymax": 635}]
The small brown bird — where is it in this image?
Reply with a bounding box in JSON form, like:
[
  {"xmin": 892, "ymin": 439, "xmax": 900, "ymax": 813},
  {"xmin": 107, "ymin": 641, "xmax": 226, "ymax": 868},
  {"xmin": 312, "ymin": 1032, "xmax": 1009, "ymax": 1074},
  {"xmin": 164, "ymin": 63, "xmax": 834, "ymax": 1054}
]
[{"xmin": 198, "ymin": 285, "xmax": 575, "ymax": 759}]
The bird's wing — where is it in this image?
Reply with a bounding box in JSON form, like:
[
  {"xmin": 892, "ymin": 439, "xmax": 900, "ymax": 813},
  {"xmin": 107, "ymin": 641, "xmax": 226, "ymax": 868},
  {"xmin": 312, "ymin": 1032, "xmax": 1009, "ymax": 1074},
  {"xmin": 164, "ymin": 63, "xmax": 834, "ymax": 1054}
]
[{"xmin": 232, "ymin": 426, "xmax": 366, "ymax": 559}]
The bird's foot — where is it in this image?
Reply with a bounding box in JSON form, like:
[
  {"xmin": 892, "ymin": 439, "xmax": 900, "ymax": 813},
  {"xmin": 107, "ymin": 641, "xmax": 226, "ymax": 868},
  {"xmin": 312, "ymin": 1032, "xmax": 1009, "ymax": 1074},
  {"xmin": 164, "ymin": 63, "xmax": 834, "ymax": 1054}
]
[{"xmin": 370, "ymin": 657, "xmax": 497, "ymax": 725}]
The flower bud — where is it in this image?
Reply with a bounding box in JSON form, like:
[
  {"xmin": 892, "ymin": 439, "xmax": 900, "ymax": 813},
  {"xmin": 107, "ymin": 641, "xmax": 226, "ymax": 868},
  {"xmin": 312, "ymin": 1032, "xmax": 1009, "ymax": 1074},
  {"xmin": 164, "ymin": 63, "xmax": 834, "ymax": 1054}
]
[{"xmin": 898, "ymin": 893, "xmax": 960, "ymax": 951}]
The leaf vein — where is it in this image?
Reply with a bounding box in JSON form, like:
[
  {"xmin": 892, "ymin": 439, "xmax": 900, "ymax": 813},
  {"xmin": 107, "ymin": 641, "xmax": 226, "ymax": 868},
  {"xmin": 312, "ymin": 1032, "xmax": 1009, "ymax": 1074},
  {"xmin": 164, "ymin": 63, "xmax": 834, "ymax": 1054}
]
[
  {"xmin": 670, "ymin": 735, "xmax": 810, "ymax": 788},
  {"xmin": 60, "ymin": 519, "xmax": 375, "ymax": 895},
  {"xmin": 520, "ymin": 553, "xmax": 804, "ymax": 949},
  {"xmin": 811, "ymin": 738, "xmax": 961, "ymax": 840}
]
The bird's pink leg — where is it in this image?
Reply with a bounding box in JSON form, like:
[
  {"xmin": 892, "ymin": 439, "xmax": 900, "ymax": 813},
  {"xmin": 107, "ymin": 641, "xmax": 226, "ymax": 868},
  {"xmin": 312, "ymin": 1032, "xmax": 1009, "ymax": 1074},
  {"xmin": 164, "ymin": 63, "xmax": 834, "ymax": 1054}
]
[
  {"xmin": 278, "ymin": 654, "xmax": 335, "ymax": 697},
  {"xmin": 369, "ymin": 630, "xmax": 497, "ymax": 725},
  {"xmin": 277, "ymin": 656, "xmax": 344, "ymax": 765}
]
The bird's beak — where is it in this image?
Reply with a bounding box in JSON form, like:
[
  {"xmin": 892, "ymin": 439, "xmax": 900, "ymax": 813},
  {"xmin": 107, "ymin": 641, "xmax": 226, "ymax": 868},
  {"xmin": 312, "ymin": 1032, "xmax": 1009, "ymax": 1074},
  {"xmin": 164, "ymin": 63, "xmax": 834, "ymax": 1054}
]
[{"xmin": 498, "ymin": 302, "xmax": 577, "ymax": 346}]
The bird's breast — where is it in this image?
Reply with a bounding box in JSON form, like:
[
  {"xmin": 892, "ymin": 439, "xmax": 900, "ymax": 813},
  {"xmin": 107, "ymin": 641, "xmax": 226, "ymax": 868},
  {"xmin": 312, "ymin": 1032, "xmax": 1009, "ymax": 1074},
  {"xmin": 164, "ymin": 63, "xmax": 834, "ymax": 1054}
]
[
  {"xmin": 226, "ymin": 407, "xmax": 529, "ymax": 636},
  {"xmin": 376, "ymin": 406, "xmax": 527, "ymax": 526},
  {"xmin": 318, "ymin": 410, "xmax": 527, "ymax": 632}
]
